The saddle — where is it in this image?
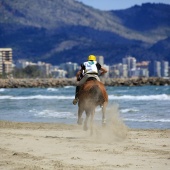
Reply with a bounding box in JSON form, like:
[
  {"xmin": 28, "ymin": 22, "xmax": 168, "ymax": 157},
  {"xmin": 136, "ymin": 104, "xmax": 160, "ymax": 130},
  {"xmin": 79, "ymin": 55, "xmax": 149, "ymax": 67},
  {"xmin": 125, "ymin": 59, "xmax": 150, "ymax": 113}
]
[{"xmin": 86, "ymin": 77, "xmax": 97, "ymax": 82}]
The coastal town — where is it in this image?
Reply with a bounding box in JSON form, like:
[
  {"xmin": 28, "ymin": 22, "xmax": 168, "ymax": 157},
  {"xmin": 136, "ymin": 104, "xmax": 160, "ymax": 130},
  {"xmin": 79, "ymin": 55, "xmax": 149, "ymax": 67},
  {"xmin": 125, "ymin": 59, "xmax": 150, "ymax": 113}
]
[
  {"xmin": 0, "ymin": 47, "xmax": 170, "ymax": 88},
  {"xmin": 0, "ymin": 48, "xmax": 169, "ymax": 79}
]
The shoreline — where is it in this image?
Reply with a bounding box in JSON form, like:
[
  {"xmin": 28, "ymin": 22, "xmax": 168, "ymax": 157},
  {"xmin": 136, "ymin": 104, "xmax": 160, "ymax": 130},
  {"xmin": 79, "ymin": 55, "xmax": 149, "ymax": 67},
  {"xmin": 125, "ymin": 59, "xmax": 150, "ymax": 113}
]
[
  {"xmin": 0, "ymin": 77, "xmax": 170, "ymax": 88},
  {"xmin": 0, "ymin": 120, "xmax": 169, "ymax": 170}
]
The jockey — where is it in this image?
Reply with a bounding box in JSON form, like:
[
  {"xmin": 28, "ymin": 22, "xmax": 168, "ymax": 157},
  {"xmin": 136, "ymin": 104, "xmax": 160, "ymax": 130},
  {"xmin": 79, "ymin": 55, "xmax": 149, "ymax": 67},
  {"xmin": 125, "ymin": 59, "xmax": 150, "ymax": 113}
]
[{"xmin": 73, "ymin": 54, "xmax": 107, "ymax": 105}]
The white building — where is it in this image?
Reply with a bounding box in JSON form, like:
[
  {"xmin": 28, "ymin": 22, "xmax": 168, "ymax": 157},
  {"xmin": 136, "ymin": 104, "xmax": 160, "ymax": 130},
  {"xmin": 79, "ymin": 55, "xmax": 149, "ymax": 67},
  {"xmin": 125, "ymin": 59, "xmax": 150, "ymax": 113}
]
[
  {"xmin": 161, "ymin": 61, "xmax": 169, "ymax": 77},
  {"xmin": 0, "ymin": 48, "xmax": 13, "ymax": 76},
  {"xmin": 15, "ymin": 59, "xmax": 29, "ymax": 68},
  {"xmin": 122, "ymin": 56, "xmax": 136, "ymax": 77},
  {"xmin": 37, "ymin": 61, "xmax": 52, "ymax": 77},
  {"xmin": 109, "ymin": 63, "xmax": 128, "ymax": 78},
  {"xmin": 60, "ymin": 62, "xmax": 78, "ymax": 78},
  {"xmin": 154, "ymin": 61, "xmax": 161, "ymax": 77},
  {"xmin": 96, "ymin": 56, "xmax": 104, "ymax": 65},
  {"xmin": 130, "ymin": 68, "xmax": 149, "ymax": 77},
  {"xmin": 103, "ymin": 64, "xmax": 109, "ymax": 78},
  {"xmin": 51, "ymin": 69, "xmax": 67, "ymax": 78}
]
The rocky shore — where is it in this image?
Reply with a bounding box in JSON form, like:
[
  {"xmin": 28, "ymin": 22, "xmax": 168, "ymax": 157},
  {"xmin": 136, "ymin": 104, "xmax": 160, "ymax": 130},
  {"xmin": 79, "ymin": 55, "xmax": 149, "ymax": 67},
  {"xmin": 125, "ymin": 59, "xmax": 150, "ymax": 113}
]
[
  {"xmin": 103, "ymin": 77, "xmax": 170, "ymax": 86},
  {"xmin": 0, "ymin": 77, "xmax": 170, "ymax": 88},
  {"xmin": 0, "ymin": 78, "xmax": 76, "ymax": 88}
]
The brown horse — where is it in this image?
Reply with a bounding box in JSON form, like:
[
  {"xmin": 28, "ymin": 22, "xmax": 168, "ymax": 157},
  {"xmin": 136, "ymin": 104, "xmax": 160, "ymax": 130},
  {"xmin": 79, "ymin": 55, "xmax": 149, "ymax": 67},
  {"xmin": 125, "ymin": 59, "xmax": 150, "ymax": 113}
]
[{"xmin": 77, "ymin": 78, "xmax": 108, "ymax": 135}]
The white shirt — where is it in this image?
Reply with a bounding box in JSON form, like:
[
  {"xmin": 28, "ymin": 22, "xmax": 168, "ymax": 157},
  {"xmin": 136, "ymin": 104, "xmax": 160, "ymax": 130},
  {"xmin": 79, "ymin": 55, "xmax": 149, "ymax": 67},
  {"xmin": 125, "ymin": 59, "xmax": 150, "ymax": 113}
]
[{"xmin": 83, "ymin": 61, "xmax": 98, "ymax": 74}]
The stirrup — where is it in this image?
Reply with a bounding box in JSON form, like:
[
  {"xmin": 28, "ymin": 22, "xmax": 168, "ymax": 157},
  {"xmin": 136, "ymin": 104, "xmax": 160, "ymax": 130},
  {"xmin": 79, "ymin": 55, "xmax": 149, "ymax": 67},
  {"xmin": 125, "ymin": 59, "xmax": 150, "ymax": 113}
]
[{"xmin": 73, "ymin": 98, "xmax": 79, "ymax": 105}]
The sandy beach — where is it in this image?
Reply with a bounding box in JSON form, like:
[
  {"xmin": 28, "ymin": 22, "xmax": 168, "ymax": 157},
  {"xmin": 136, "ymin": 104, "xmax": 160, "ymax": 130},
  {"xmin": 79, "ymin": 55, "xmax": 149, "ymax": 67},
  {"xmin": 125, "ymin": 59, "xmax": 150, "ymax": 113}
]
[{"xmin": 0, "ymin": 120, "xmax": 169, "ymax": 170}]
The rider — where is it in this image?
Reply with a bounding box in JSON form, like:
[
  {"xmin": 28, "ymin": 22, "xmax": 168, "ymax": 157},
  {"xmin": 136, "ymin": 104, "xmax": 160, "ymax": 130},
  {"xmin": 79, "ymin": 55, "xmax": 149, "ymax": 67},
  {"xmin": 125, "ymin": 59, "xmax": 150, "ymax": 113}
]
[{"xmin": 73, "ymin": 54, "xmax": 107, "ymax": 105}]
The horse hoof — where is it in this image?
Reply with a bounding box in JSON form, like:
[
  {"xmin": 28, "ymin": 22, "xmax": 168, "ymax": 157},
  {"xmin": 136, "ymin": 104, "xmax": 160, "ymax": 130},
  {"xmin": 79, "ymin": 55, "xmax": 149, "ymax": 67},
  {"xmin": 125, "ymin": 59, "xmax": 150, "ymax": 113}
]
[
  {"xmin": 77, "ymin": 118, "xmax": 83, "ymax": 125},
  {"xmin": 102, "ymin": 119, "xmax": 106, "ymax": 124},
  {"xmin": 77, "ymin": 120, "xmax": 82, "ymax": 125}
]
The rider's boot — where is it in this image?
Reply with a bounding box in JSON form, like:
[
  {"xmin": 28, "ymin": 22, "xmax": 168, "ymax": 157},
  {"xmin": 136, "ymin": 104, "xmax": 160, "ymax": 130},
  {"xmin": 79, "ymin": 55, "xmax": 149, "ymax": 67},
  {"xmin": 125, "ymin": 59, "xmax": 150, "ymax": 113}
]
[{"xmin": 73, "ymin": 86, "xmax": 80, "ymax": 105}]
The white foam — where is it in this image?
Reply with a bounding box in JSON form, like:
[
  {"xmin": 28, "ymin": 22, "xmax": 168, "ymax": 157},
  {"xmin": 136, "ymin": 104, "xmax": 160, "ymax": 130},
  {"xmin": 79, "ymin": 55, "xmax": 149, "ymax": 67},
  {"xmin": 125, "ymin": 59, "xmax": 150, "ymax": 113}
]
[
  {"xmin": 109, "ymin": 94, "xmax": 170, "ymax": 101},
  {"xmin": 0, "ymin": 88, "xmax": 5, "ymax": 92},
  {"xmin": 47, "ymin": 88, "xmax": 58, "ymax": 92},
  {"xmin": 121, "ymin": 108, "xmax": 139, "ymax": 113},
  {"xmin": 64, "ymin": 86, "xmax": 74, "ymax": 88},
  {"xmin": 34, "ymin": 110, "xmax": 75, "ymax": 119},
  {"xmin": 0, "ymin": 95, "xmax": 13, "ymax": 99},
  {"xmin": 1, "ymin": 93, "xmax": 170, "ymax": 101},
  {"xmin": 0, "ymin": 95, "xmax": 74, "ymax": 100}
]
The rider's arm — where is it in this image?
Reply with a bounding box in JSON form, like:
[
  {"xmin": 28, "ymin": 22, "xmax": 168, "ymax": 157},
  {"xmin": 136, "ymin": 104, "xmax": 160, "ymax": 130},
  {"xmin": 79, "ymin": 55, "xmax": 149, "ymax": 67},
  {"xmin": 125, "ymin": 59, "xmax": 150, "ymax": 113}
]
[
  {"xmin": 100, "ymin": 66, "xmax": 107, "ymax": 76},
  {"xmin": 96, "ymin": 62, "xmax": 107, "ymax": 76},
  {"xmin": 76, "ymin": 64, "xmax": 85, "ymax": 81},
  {"xmin": 76, "ymin": 70, "xmax": 82, "ymax": 81}
]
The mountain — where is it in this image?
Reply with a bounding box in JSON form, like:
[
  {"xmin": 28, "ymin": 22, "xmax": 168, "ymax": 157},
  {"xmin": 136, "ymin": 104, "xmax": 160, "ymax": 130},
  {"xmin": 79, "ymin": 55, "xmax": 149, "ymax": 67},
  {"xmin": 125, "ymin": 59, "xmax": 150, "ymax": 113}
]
[
  {"xmin": 0, "ymin": 0, "xmax": 170, "ymax": 65},
  {"xmin": 148, "ymin": 37, "xmax": 170, "ymax": 60}
]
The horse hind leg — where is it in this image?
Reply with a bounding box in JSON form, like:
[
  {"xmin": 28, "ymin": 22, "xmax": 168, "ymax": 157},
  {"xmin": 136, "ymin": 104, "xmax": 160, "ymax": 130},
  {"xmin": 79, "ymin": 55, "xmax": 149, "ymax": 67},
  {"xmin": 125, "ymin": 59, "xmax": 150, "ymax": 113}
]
[
  {"xmin": 77, "ymin": 107, "xmax": 84, "ymax": 125},
  {"xmin": 83, "ymin": 109, "xmax": 95, "ymax": 136},
  {"xmin": 83, "ymin": 111, "xmax": 90, "ymax": 131},
  {"xmin": 90, "ymin": 110, "xmax": 95, "ymax": 136},
  {"xmin": 102, "ymin": 102, "xmax": 107, "ymax": 126}
]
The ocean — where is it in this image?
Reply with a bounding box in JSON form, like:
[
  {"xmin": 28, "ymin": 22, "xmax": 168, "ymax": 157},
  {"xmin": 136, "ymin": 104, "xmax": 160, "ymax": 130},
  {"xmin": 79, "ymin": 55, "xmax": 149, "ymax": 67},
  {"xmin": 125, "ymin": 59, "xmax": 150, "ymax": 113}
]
[{"xmin": 0, "ymin": 85, "xmax": 170, "ymax": 129}]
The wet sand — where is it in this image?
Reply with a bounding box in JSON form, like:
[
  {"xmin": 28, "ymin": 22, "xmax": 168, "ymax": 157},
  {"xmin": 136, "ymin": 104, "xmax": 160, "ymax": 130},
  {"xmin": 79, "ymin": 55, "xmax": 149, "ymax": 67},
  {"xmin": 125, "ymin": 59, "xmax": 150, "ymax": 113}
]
[{"xmin": 0, "ymin": 120, "xmax": 169, "ymax": 170}]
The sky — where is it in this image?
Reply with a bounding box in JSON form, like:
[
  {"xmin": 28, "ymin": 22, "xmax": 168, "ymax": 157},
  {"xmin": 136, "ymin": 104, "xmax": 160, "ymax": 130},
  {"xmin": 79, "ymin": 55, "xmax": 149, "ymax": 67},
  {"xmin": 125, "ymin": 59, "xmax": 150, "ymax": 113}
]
[{"xmin": 76, "ymin": 0, "xmax": 170, "ymax": 10}]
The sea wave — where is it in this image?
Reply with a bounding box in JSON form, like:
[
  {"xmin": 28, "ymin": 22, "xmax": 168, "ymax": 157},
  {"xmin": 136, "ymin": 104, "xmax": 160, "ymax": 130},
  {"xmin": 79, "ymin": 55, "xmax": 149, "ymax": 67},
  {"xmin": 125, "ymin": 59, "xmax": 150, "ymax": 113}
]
[
  {"xmin": 0, "ymin": 88, "xmax": 5, "ymax": 92},
  {"xmin": 0, "ymin": 95, "xmax": 12, "ymax": 99},
  {"xmin": 47, "ymin": 88, "xmax": 59, "ymax": 92},
  {"xmin": 120, "ymin": 108, "xmax": 139, "ymax": 113},
  {"xmin": 1, "ymin": 94, "xmax": 170, "ymax": 101},
  {"xmin": 109, "ymin": 94, "xmax": 170, "ymax": 101},
  {"xmin": 33, "ymin": 110, "xmax": 76, "ymax": 119},
  {"xmin": 0, "ymin": 95, "xmax": 74, "ymax": 100},
  {"xmin": 64, "ymin": 86, "xmax": 74, "ymax": 88}
]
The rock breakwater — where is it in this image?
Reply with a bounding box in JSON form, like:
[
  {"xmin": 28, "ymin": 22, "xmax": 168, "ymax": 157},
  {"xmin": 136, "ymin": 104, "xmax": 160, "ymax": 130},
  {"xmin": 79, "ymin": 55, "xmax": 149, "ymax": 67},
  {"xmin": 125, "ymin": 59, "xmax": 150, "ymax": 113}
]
[
  {"xmin": 103, "ymin": 77, "xmax": 170, "ymax": 86},
  {"xmin": 0, "ymin": 78, "xmax": 76, "ymax": 88},
  {"xmin": 0, "ymin": 77, "xmax": 170, "ymax": 88}
]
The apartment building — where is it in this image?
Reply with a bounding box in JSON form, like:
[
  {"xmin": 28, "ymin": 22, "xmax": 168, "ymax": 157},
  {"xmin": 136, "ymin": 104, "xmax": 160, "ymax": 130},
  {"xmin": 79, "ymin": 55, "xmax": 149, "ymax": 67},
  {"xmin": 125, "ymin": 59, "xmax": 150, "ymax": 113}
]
[
  {"xmin": 161, "ymin": 61, "xmax": 169, "ymax": 77},
  {"xmin": 122, "ymin": 56, "xmax": 136, "ymax": 77},
  {"xmin": 0, "ymin": 48, "xmax": 13, "ymax": 76},
  {"xmin": 96, "ymin": 56, "xmax": 104, "ymax": 65},
  {"xmin": 154, "ymin": 61, "xmax": 161, "ymax": 77}
]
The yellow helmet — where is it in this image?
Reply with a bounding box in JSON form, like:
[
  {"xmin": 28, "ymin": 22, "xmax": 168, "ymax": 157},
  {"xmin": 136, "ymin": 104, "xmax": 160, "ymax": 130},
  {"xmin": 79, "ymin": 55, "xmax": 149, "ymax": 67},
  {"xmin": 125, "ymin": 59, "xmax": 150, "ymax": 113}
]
[{"xmin": 88, "ymin": 55, "xmax": 96, "ymax": 61}]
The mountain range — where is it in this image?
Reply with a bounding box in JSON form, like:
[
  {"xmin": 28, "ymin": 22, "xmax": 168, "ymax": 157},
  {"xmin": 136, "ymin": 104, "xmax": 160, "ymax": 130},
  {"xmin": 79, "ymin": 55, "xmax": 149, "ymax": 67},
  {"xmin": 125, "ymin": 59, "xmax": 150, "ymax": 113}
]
[{"xmin": 0, "ymin": 0, "xmax": 170, "ymax": 65}]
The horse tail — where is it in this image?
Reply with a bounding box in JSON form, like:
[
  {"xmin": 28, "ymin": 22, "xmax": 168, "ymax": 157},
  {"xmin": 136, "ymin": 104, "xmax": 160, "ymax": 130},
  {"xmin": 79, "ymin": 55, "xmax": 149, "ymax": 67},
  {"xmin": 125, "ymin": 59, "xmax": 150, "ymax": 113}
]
[{"xmin": 82, "ymin": 80, "xmax": 108, "ymax": 104}]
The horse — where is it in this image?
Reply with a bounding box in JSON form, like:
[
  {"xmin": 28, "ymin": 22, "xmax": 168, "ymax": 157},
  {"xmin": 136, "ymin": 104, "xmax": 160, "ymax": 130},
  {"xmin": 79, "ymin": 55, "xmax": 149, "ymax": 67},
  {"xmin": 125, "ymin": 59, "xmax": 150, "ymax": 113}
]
[{"xmin": 77, "ymin": 78, "xmax": 108, "ymax": 135}]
